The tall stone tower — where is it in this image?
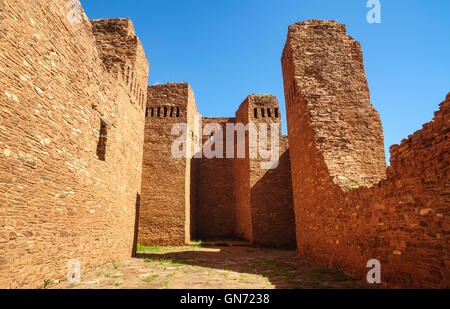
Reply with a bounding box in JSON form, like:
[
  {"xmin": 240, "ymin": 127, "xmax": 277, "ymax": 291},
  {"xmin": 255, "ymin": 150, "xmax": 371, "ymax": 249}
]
[
  {"xmin": 138, "ymin": 83, "xmax": 199, "ymax": 245},
  {"xmin": 233, "ymin": 95, "xmax": 296, "ymax": 247},
  {"xmin": 281, "ymin": 20, "xmax": 386, "ymax": 189},
  {"xmin": 281, "ymin": 19, "xmax": 387, "ymax": 255}
]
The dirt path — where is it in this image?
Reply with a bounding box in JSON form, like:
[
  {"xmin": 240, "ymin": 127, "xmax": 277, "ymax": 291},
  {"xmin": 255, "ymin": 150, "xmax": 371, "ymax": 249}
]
[{"xmin": 53, "ymin": 243, "xmax": 367, "ymax": 289}]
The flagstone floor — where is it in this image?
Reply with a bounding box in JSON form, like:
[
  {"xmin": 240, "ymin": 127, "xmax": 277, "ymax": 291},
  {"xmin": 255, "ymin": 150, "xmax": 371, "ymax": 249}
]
[{"xmin": 52, "ymin": 242, "xmax": 368, "ymax": 289}]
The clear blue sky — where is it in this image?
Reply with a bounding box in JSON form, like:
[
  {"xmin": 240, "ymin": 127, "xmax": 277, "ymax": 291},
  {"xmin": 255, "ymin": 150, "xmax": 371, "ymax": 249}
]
[{"xmin": 81, "ymin": 0, "xmax": 449, "ymax": 163}]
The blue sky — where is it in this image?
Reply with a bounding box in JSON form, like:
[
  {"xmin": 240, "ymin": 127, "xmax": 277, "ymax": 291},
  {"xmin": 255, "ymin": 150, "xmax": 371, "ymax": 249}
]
[{"xmin": 81, "ymin": 0, "xmax": 450, "ymax": 163}]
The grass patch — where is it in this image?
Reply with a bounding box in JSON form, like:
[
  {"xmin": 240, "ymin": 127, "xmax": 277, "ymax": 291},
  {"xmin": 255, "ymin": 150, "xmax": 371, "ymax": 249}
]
[
  {"xmin": 44, "ymin": 279, "xmax": 51, "ymax": 288},
  {"xmin": 346, "ymin": 182, "xmax": 373, "ymax": 190},
  {"xmin": 137, "ymin": 245, "xmax": 162, "ymax": 253},
  {"xmin": 190, "ymin": 240, "xmax": 203, "ymax": 247},
  {"xmin": 142, "ymin": 274, "xmax": 158, "ymax": 283}
]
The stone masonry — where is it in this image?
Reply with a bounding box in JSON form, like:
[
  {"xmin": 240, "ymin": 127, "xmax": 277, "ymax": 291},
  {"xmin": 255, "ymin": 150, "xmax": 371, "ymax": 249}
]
[
  {"xmin": 0, "ymin": 0, "xmax": 148, "ymax": 288},
  {"xmin": 282, "ymin": 20, "xmax": 448, "ymax": 288},
  {"xmin": 0, "ymin": 0, "xmax": 447, "ymax": 289},
  {"xmin": 140, "ymin": 90, "xmax": 297, "ymax": 248},
  {"xmin": 138, "ymin": 83, "xmax": 199, "ymax": 246}
]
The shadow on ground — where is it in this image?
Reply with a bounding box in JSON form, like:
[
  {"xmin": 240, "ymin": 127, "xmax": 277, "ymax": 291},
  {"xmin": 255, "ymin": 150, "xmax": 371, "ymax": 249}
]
[{"xmin": 134, "ymin": 244, "xmax": 367, "ymax": 289}]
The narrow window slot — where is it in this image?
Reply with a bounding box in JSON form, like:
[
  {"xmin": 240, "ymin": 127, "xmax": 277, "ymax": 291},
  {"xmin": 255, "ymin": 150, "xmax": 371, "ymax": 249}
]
[
  {"xmin": 96, "ymin": 121, "xmax": 107, "ymax": 161},
  {"xmin": 254, "ymin": 108, "xmax": 258, "ymax": 119}
]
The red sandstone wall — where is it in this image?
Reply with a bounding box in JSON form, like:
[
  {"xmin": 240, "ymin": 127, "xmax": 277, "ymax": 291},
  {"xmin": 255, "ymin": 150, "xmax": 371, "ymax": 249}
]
[
  {"xmin": 282, "ymin": 20, "xmax": 386, "ymax": 189},
  {"xmin": 197, "ymin": 118, "xmax": 236, "ymax": 239},
  {"xmin": 0, "ymin": 0, "xmax": 148, "ymax": 288},
  {"xmin": 91, "ymin": 18, "xmax": 149, "ymax": 110},
  {"xmin": 232, "ymin": 95, "xmax": 296, "ymax": 246},
  {"xmin": 138, "ymin": 83, "xmax": 197, "ymax": 245},
  {"xmin": 251, "ymin": 136, "xmax": 296, "ymax": 248},
  {"xmin": 185, "ymin": 87, "xmax": 200, "ymax": 241},
  {"xmin": 233, "ymin": 97, "xmax": 253, "ymax": 241},
  {"xmin": 282, "ymin": 20, "xmax": 449, "ymax": 288}
]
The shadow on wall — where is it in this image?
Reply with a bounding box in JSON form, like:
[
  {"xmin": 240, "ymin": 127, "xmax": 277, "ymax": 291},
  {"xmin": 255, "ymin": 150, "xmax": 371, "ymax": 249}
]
[
  {"xmin": 190, "ymin": 157, "xmax": 199, "ymax": 240},
  {"xmin": 132, "ymin": 193, "xmax": 141, "ymax": 257},
  {"xmin": 250, "ymin": 151, "xmax": 297, "ymax": 248}
]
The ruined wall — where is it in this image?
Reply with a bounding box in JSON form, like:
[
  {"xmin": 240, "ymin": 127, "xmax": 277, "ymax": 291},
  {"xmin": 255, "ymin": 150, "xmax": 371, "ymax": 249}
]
[
  {"xmin": 232, "ymin": 95, "xmax": 296, "ymax": 246},
  {"xmin": 91, "ymin": 18, "xmax": 148, "ymax": 110},
  {"xmin": 0, "ymin": 0, "xmax": 148, "ymax": 288},
  {"xmin": 185, "ymin": 86, "xmax": 200, "ymax": 241},
  {"xmin": 197, "ymin": 117, "xmax": 235, "ymax": 239},
  {"xmin": 138, "ymin": 83, "xmax": 197, "ymax": 245},
  {"xmin": 282, "ymin": 20, "xmax": 386, "ymax": 189},
  {"xmin": 282, "ymin": 20, "xmax": 449, "ymax": 288}
]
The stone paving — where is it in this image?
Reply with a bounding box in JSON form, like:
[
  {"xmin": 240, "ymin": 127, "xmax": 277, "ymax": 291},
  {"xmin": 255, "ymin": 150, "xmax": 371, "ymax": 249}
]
[{"xmin": 52, "ymin": 243, "xmax": 369, "ymax": 289}]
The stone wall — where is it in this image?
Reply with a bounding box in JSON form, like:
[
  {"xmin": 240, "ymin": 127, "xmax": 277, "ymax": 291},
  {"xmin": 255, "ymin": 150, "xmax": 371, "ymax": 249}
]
[
  {"xmin": 197, "ymin": 117, "xmax": 235, "ymax": 239},
  {"xmin": 91, "ymin": 18, "xmax": 148, "ymax": 110},
  {"xmin": 282, "ymin": 19, "xmax": 449, "ymax": 288},
  {"xmin": 139, "ymin": 89, "xmax": 296, "ymax": 247},
  {"xmin": 250, "ymin": 136, "xmax": 296, "ymax": 247},
  {"xmin": 233, "ymin": 96, "xmax": 254, "ymax": 241},
  {"xmin": 0, "ymin": 0, "xmax": 148, "ymax": 288},
  {"xmin": 138, "ymin": 83, "xmax": 197, "ymax": 245},
  {"xmin": 282, "ymin": 20, "xmax": 386, "ymax": 189},
  {"xmin": 232, "ymin": 95, "xmax": 296, "ymax": 246}
]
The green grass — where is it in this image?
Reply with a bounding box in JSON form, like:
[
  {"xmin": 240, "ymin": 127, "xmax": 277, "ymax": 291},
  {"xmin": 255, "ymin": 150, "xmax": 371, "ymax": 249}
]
[
  {"xmin": 137, "ymin": 242, "xmax": 204, "ymax": 254},
  {"xmin": 346, "ymin": 182, "xmax": 373, "ymax": 190},
  {"xmin": 137, "ymin": 245, "xmax": 162, "ymax": 253},
  {"xmin": 141, "ymin": 274, "xmax": 158, "ymax": 283},
  {"xmin": 44, "ymin": 279, "xmax": 51, "ymax": 288},
  {"xmin": 190, "ymin": 240, "xmax": 203, "ymax": 247},
  {"xmin": 112, "ymin": 261, "xmax": 119, "ymax": 270}
]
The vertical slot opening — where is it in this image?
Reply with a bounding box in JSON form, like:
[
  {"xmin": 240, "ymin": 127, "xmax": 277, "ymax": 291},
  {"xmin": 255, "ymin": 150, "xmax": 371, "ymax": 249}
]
[{"xmin": 96, "ymin": 120, "xmax": 107, "ymax": 161}]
